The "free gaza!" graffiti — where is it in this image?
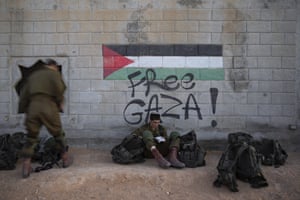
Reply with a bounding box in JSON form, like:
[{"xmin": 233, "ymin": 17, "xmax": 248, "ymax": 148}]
[{"xmin": 123, "ymin": 68, "xmax": 203, "ymax": 125}]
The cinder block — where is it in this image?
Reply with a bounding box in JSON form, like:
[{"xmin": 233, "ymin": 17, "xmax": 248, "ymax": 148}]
[
  {"xmin": 222, "ymin": 92, "xmax": 247, "ymax": 104},
  {"xmin": 0, "ymin": 103, "xmax": 9, "ymax": 114},
  {"xmin": 162, "ymin": 33, "xmax": 188, "ymax": 43},
  {"xmin": 175, "ymin": 21, "xmax": 198, "ymax": 32},
  {"xmin": 249, "ymin": 69, "xmax": 273, "ymax": 81},
  {"xmin": 149, "ymin": 21, "xmax": 175, "ymax": 32},
  {"xmin": 69, "ymin": 103, "xmax": 91, "ymax": 115},
  {"xmin": 79, "ymin": 92, "xmax": 102, "ymax": 103},
  {"xmin": 70, "ymin": 57, "xmax": 91, "ymax": 68},
  {"xmin": 258, "ymin": 81, "xmax": 283, "ymax": 92},
  {"xmin": 70, "ymin": 80, "xmax": 91, "ymax": 91},
  {"xmin": 11, "ymin": 22, "xmax": 34, "ymax": 33},
  {"xmin": 246, "ymin": 116, "xmax": 271, "ymax": 129},
  {"xmin": 237, "ymin": 9, "xmax": 261, "ymax": 20},
  {"xmin": 79, "ymin": 21, "xmax": 103, "ymax": 33},
  {"xmin": 247, "ymin": 21, "xmax": 272, "ymax": 32},
  {"xmin": 56, "ymin": 45, "xmax": 79, "ymax": 56},
  {"xmin": 0, "ymin": 11, "xmax": 10, "ymax": 21},
  {"xmin": 0, "ymin": 57, "xmax": 7, "ymax": 68},
  {"xmin": 271, "ymin": 93, "xmax": 295, "ymax": 104},
  {"xmin": 272, "ymin": 21, "xmax": 296, "ymax": 33},
  {"xmin": 0, "ymin": 69, "xmax": 8, "ymax": 80},
  {"xmin": 247, "ymin": 45, "xmax": 271, "ymax": 56},
  {"xmin": 90, "ymin": 103, "xmax": 114, "ymax": 115},
  {"xmin": 284, "ymin": 9, "xmax": 297, "ymax": 20},
  {"xmin": 69, "ymin": 33, "xmax": 91, "ymax": 44},
  {"xmin": 0, "ymin": 22, "xmax": 10, "ymax": 33},
  {"xmin": 272, "ymin": 69, "xmax": 295, "ymax": 80},
  {"xmin": 261, "ymin": 9, "xmax": 284, "ymax": 20},
  {"xmin": 212, "ymin": 33, "xmax": 235, "ymax": 44},
  {"xmin": 0, "ymin": 91, "xmax": 9, "ymax": 102},
  {"xmin": 216, "ymin": 117, "xmax": 246, "ymax": 129},
  {"xmin": 260, "ymin": 33, "xmax": 284, "ymax": 45},
  {"xmin": 223, "ymin": 21, "xmax": 246, "ymax": 33},
  {"xmin": 248, "ymin": 92, "xmax": 271, "ymax": 104},
  {"xmin": 57, "ymin": 21, "xmax": 80, "ymax": 33},
  {"xmin": 10, "ymin": 33, "xmax": 43, "ymax": 45},
  {"xmin": 282, "ymin": 105, "xmax": 296, "ymax": 116},
  {"xmin": 92, "ymin": 33, "xmax": 117, "ymax": 43},
  {"xmin": 44, "ymin": 10, "xmax": 69, "ymax": 20},
  {"xmin": 0, "ymin": 34, "xmax": 10, "ymax": 44},
  {"xmin": 258, "ymin": 105, "xmax": 282, "ymax": 116},
  {"xmin": 270, "ymin": 116, "xmax": 295, "ymax": 128},
  {"xmin": 188, "ymin": 9, "xmax": 211, "ymax": 20},
  {"xmin": 79, "ymin": 68, "xmax": 102, "ymax": 79},
  {"xmin": 44, "ymin": 33, "xmax": 68, "ymax": 44},
  {"xmin": 80, "ymin": 45, "xmax": 102, "ymax": 56},
  {"xmin": 101, "ymin": 91, "xmax": 128, "ymax": 103},
  {"xmin": 91, "ymin": 80, "xmax": 114, "ymax": 91},
  {"xmin": 163, "ymin": 10, "xmax": 188, "ymax": 20},
  {"xmin": 34, "ymin": 22, "xmax": 56, "ymax": 32},
  {"xmin": 234, "ymin": 104, "xmax": 258, "ymax": 115},
  {"xmin": 236, "ymin": 33, "xmax": 260, "ymax": 44},
  {"xmin": 33, "ymin": 45, "xmax": 55, "ymax": 56},
  {"xmin": 257, "ymin": 57, "xmax": 281, "ymax": 68},
  {"xmin": 272, "ymin": 45, "xmax": 295, "ymax": 56},
  {"xmin": 68, "ymin": 11, "xmax": 92, "ymax": 21},
  {"xmin": 212, "ymin": 9, "xmax": 237, "ymax": 20},
  {"xmin": 10, "ymin": 45, "xmax": 33, "ymax": 56},
  {"xmin": 199, "ymin": 21, "xmax": 223, "ymax": 32}
]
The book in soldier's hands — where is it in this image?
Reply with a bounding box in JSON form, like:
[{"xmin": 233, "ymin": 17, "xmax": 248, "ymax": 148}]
[{"xmin": 155, "ymin": 136, "xmax": 166, "ymax": 143}]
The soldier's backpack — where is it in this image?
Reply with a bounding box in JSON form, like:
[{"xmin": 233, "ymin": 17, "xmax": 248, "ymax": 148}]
[
  {"xmin": 253, "ymin": 138, "xmax": 288, "ymax": 168},
  {"xmin": 213, "ymin": 132, "xmax": 268, "ymax": 192},
  {"xmin": 111, "ymin": 134, "xmax": 145, "ymax": 164},
  {"xmin": 178, "ymin": 130, "xmax": 206, "ymax": 168},
  {"xmin": 33, "ymin": 136, "xmax": 63, "ymax": 172},
  {"xmin": 0, "ymin": 134, "xmax": 18, "ymax": 170}
]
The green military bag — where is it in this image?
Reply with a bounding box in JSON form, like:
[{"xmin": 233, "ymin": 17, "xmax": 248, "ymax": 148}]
[
  {"xmin": 111, "ymin": 134, "xmax": 145, "ymax": 164},
  {"xmin": 0, "ymin": 134, "xmax": 18, "ymax": 170},
  {"xmin": 178, "ymin": 130, "xmax": 206, "ymax": 168},
  {"xmin": 33, "ymin": 136, "xmax": 62, "ymax": 172}
]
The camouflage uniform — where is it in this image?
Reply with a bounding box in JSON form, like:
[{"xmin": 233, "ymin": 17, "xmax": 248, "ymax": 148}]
[
  {"xmin": 131, "ymin": 123, "xmax": 180, "ymax": 157},
  {"xmin": 20, "ymin": 67, "xmax": 67, "ymax": 158}
]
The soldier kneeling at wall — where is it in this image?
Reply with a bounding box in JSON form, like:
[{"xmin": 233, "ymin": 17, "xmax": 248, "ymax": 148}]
[{"xmin": 131, "ymin": 113, "xmax": 185, "ymax": 169}]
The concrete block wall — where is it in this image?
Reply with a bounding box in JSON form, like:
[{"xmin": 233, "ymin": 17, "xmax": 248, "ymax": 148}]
[{"xmin": 0, "ymin": 0, "xmax": 299, "ymax": 143}]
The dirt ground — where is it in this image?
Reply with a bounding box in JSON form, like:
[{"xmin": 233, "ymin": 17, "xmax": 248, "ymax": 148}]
[{"xmin": 0, "ymin": 147, "xmax": 300, "ymax": 200}]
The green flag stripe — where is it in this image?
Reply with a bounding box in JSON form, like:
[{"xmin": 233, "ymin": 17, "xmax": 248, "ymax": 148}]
[{"xmin": 104, "ymin": 68, "xmax": 224, "ymax": 80}]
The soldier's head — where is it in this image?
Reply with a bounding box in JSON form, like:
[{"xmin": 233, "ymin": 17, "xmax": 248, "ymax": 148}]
[
  {"xmin": 44, "ymin": 59, "xmax": 60, "ymax": 72},
  {"xmin": 149, "ymin": 113, "xmax": 161, "ymax": 130}
]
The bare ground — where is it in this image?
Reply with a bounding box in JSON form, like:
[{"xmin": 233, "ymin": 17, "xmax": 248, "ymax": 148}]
[{"xmin": 0, "ymin": 147, "xmax": 300, "ymax": 200}]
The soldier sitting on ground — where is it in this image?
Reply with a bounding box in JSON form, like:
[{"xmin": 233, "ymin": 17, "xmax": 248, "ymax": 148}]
[{"xmin": 131, "ymin": 113, "xmax": 185, "ymax": 169}]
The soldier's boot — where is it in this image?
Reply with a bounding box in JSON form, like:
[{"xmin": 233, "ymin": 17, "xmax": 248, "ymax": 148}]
[
  {"xmin": 22, "ymin": 158, "xmax": 32, "ymax": 178},
  {"xmin": 151, "ymin": 147, "xmax": 171, "ymax": 169},
  {"xmin": 167, "ymin": 147, "xmax": 185, "ymax": 169},
  {"xmin": 61, "ymin": 150, "xmax": 73, "ymax": 168}
]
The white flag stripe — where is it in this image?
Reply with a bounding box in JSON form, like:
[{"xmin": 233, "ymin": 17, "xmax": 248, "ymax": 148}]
[
  {"xmin": 163, "ymin": 56, "xmax": 186, "ymax": 68},
  {"xmin": 125, "ymin": 56, "xmax": 223, "ymax": 68}
]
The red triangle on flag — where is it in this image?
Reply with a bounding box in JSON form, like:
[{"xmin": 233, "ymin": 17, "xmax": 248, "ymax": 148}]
[{"xmin": 102, "ymin": 45, "xmax": 134, "ymax": 78}]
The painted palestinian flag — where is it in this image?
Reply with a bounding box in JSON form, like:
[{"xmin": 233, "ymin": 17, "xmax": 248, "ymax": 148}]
[{"xmin": 102, "ymin": 44, "xmax": 223, "ymax": 80}]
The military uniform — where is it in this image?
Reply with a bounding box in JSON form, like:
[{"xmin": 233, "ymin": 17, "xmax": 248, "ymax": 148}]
[
  {"xmin": 20, "ymin": 67, "xmax": 67, "ymax": 158},
  {"xmin": 131, "ymin": 123, "xmax": 180, "ymax": 158}
]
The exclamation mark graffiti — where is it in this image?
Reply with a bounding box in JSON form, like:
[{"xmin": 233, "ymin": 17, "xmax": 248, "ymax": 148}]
[{"xmin": 210, "ymin": 88, "xmax": 218, "ymax": 128}]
